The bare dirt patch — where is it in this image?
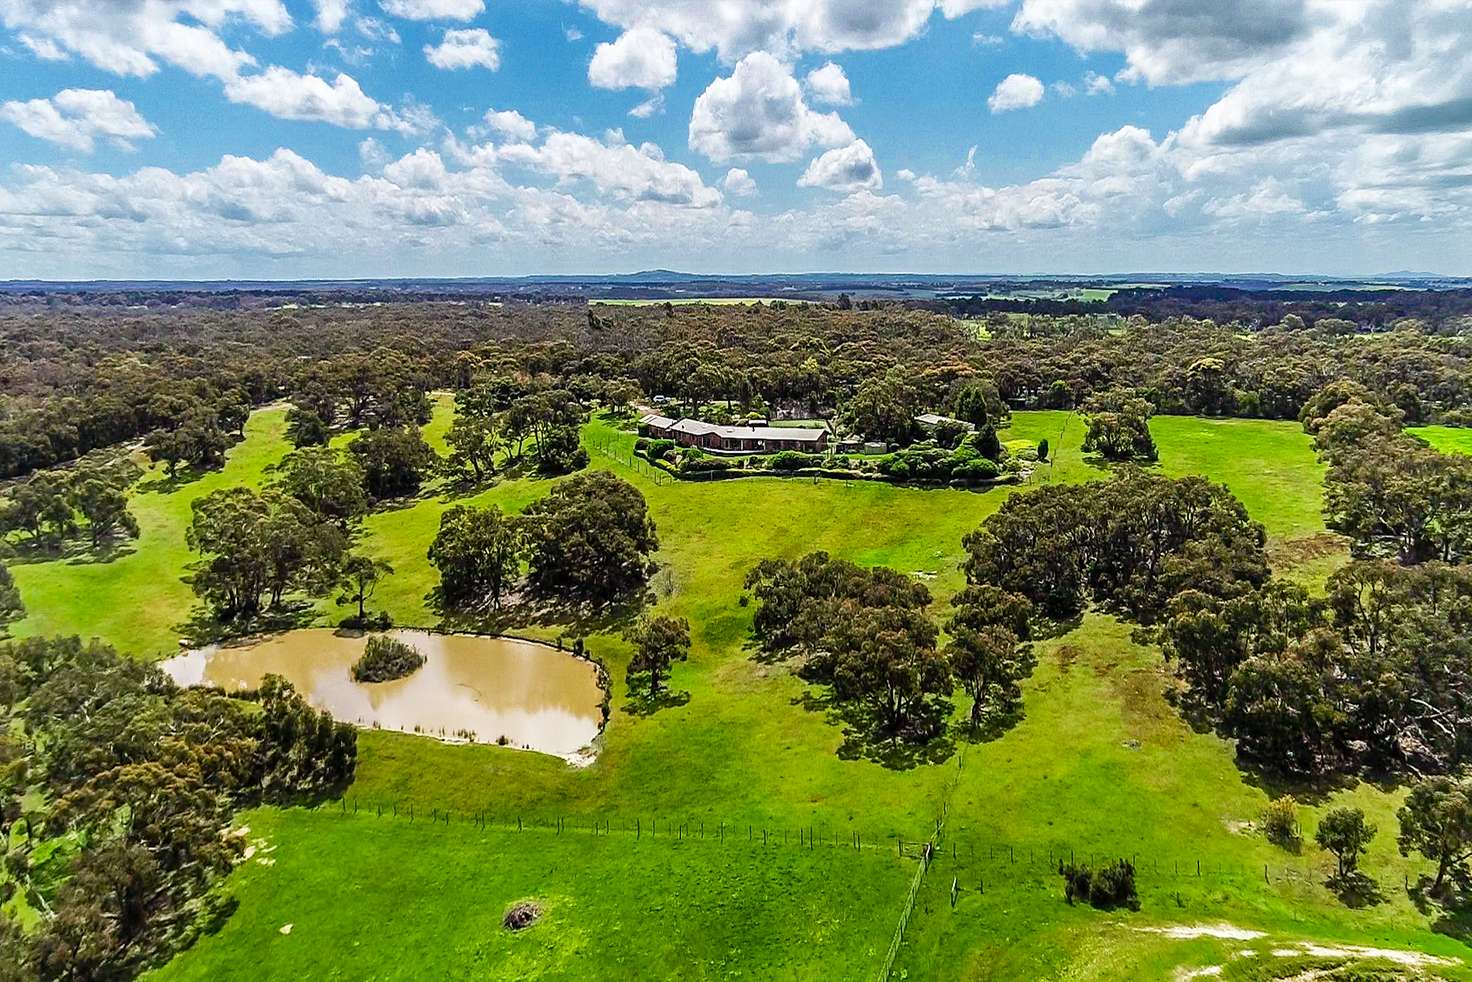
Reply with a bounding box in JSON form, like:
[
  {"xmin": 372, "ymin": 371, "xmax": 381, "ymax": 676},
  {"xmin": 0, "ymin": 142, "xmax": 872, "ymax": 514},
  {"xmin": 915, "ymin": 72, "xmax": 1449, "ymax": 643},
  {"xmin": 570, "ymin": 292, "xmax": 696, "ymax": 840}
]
[
  {"xmin": 1055, "ymin": 644, "xmax": 1079, "ymax": 674},
  {"xmin": 1267, "ymin": 532, "xmax": 1348, "ymax": 570},
  {"xmin": 1138, "ymin": 923, "xmax": 1266, "ymax": 941}
]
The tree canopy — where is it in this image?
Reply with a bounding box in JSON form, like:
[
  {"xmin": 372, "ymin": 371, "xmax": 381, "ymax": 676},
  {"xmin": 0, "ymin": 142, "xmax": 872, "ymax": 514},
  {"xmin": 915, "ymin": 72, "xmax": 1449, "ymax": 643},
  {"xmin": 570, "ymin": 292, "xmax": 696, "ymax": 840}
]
[{"xmin": 521, "ymin": 472, "xmax": 657, "ymax": 603}]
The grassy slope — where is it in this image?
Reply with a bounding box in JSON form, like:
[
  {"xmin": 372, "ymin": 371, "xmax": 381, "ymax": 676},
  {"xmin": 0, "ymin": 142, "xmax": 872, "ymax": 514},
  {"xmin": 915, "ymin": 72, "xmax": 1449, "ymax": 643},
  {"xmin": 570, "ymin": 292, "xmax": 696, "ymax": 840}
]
[{"xmin": 12, "ymin": 402, "xmax": 1459, "ymax": 979}]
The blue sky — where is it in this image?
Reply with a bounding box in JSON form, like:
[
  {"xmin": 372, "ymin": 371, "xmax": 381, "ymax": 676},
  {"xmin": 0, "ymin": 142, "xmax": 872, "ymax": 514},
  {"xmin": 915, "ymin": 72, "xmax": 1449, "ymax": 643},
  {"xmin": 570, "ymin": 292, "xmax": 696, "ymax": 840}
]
[{"xmin": 0, "ymin": 1, "xmax": 1469, "ymax": 279}]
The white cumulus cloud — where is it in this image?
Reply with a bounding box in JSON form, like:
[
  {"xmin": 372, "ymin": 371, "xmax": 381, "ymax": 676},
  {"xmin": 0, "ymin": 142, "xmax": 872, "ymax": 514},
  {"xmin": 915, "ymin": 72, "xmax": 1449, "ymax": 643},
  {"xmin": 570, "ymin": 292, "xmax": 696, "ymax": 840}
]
[
  {"xmin": 379, "ymin": 0, "xmax": 482, "ymax": 20},
  {"xmin": 0, "ymin": 88, "xmax": 156, "ymax": 152},
  {"xmin": 588, "ymin": 27, "xmax": 677, "ymax": 90},
  {"xmin": 804, "ymin": 62, "xmax": 852, "ymax": 106},
  {"xmin": 1012, "ymin": 0, "xmax": 1311, "ymax": 86},
  {"xmin": 798, "ymin": 139, "xmax": 882, "ymax": 192},
  {"xmin": 723, "ymin": 167, "xmax": 757, "ymax": 196},
  {"xmin": 575, "ymin": 0, "xmax": 1007, "ymax": 63},
  {"xmin": 988, "ymin": 73, "xmax": 1044, "ymax": 113},
  {"xmin": 496, "ymin": 130, "xmax": 722, "ymax": 208},
  {"xmin": 424, "ymin": 28, "xmax": 501, "ymax": 70},
  {"xmin": 312, "ymin": 0, "xmax": 351, "ymax": 32},
  {"xmin": 0, "ymin": 0, "xmax": 289, "ymax": 79},
  {"xmin": 223, "ymin": 67, "xmax": 427, "ymax": 132},
  {"xmin": 689, "ymin": 51, "xmax": 853, "ymax": 163},
  {"xmin": 481, "ymin": 108, "xmax": 536, "ymax": 142}
]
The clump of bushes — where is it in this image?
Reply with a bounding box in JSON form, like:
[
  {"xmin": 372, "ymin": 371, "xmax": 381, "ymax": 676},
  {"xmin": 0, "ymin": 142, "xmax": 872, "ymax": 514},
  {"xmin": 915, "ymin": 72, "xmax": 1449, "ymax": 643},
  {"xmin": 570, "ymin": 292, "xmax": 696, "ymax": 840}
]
[
  {"xmin": 1059, "ymin": 858, "xmax": 1138, "ymax": 909},
  {"xmin": 635, "ymin": 438, "xmax": 677, "ymax": 463},
  {"xmin": 676, "ymin": 448, "xmax": 740, "ymax": 474},
  {"xmin": 352, "ymin": 635, "xmax": 426, "ymax": 683},
  {"xmin": 767, "ymin": 450, "xmax": 825, "ymax": 471},
  {"xmin": 1262, "ymin": 795, "xmax": 1300, "ymax": 848},
  {"xmin": 880, "ymin": 445, "xmax": 1001, "ymax": 484}
]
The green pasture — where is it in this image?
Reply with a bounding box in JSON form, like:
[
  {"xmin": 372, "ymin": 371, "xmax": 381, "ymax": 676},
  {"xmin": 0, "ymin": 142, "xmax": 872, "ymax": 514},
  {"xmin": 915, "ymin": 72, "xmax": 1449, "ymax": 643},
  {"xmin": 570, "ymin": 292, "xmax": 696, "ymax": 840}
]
[
  {"xmin": 8, "ymin": 400, "xmax": 1465, "ymax": 979},
  {"xmin": 152, "ymin": 808, "xmax": 911, "ymax": 982}
]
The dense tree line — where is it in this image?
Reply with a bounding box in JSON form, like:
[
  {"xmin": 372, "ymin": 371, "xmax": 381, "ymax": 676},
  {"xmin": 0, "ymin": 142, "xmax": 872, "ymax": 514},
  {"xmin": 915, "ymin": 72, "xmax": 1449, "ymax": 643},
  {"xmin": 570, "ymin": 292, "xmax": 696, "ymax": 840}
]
[
  {"xmin": 9, "ymin": 295, "xmax": 1472, "ymax": 492},
  {"xmin": 0, "ymin": 561, "xmax": 22, "ymax": 629},
  {"xmin": 1155, "ymin": 556, "xmax": 1472, "ymax": 778},
  {"xmin": 941, "ymin": 284, "xmax": 1472, "ymax": 331},
  {"xmin": 0, "ymin": 637, "xmax": 354, "ymax": 980}
]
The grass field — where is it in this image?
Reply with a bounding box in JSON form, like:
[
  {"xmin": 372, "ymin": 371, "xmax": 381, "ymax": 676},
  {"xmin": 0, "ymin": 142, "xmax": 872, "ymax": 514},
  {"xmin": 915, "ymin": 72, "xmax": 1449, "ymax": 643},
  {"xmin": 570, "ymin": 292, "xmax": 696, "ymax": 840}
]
[
  {"xmin": 9, "ymin": 401, "xmax": 1465, "ymax": 980},
  {"xmin": 154, "ymin": 809, "xmax": 911, "ymax": 982}
]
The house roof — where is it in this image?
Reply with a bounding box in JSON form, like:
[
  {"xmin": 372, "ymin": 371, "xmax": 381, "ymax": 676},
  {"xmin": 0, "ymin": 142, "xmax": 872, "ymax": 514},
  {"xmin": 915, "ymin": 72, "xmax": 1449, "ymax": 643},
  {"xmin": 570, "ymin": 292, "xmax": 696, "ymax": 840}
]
[
  {"xmin": 915, "ymin": 413, "xmax": 975, "ymax": 430},
  {"xmin": 649, "ymin": 415, "xmax": 827, "ymax": 444},
  {"xmin": 669, "ymin": 418, "xmax": 721, "ymax": 436},
  {"xmin": 713, "ymin": 425, "xmax": 826, "ymax": 443}
]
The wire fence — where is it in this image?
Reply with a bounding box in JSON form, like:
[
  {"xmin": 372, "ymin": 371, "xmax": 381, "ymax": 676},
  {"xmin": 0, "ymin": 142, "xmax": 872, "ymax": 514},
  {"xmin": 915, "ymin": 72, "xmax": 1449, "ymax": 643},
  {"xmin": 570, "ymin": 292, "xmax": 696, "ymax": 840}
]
[
  {"xmin": 311, "ymin": 796, "xmax": 1357, "ymax": 902},
  {"xmin": 876, "ymin": 745, "xmax": 967, "ymax": 982},
  {"xmin": 314, "ymin": 797, "xmax": 896, "ymax": 855},
  {"xmin": 590, "ymin": 438, "xmax": 674, "ymax": 485}
]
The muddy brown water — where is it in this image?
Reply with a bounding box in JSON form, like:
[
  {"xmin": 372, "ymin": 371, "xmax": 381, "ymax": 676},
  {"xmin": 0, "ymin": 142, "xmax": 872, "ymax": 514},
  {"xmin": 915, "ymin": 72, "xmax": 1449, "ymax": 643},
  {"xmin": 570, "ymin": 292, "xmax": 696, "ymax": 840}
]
[{"xmin": 160, "ymin": 629, "xmax": 603, "ymax": 758}]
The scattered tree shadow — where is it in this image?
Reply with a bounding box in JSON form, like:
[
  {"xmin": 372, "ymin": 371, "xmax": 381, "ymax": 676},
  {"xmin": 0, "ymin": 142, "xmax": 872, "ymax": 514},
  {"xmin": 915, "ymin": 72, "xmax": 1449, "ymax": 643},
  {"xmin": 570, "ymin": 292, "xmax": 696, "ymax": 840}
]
[
  {"xmin": 197, "ymin": 894, "xmax": 239, "ymax": 937},
  {"xmin": 622, "ymin": 690, "xmax": 692, "ymax": 717},
  {"xmin": 1408, "ymin": 872, "xmax": 1472, "ymax": 943},
  {"xmin": 793, "ymin": 687, "xmax": 957, "ymax": 770},
  {"xmin": 745, "ymin": 638, "xmax": 802, "ymax": 666},
  {"xmin": 67, "ymin": 539, "xmax": 138, "ymax": 565},
  {"xmin": 957, "ymin": 698, "xmax": 1027, "ymax": 745},
  {"xmin": 1433, "ymin": 906, "xmax": 1472, "ymax": 945},
  {"xmin": 136, "ymin": 465, "xmax": 215, "ymax": 494},
  {"xmin": 4, "ymin": 536, "xmax": 137, "ymax": 568},
  {"xmin": 368, "ymin": 493, "xmax": 434, "ymax": 515},
  {"xmin": 175, "ymin": 600, "xmax": 320, "ymax": 647},
  {"xmin": 428, "ymin": 584, "xmax": 649, "ymax": 639},
  {"xmin": 1326, "ymin": 870, "xmax": 1385, "ymax": 908},
  {"xmin": 1238, "ymin": 765, "xmax": 1373, "ymax": 808},
  {"xmin": 1081, "ymin": 452, "xmax": 1162, "ymax": 472},
  {"xmin": 436, "ymin": 474, "xmax": 501, "ymax": 502},
  {"xmin": 1032, "ymin": 613, "xmax": 1084, "ymax": 641}
]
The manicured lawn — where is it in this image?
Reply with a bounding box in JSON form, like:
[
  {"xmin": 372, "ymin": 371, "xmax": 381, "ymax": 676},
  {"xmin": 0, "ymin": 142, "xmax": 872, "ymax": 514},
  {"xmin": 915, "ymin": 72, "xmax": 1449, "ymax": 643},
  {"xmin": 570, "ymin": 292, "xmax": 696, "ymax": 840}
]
[{"xmin": 15, "ymin": 401, "xmax": 1464, "ymax": 980}]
